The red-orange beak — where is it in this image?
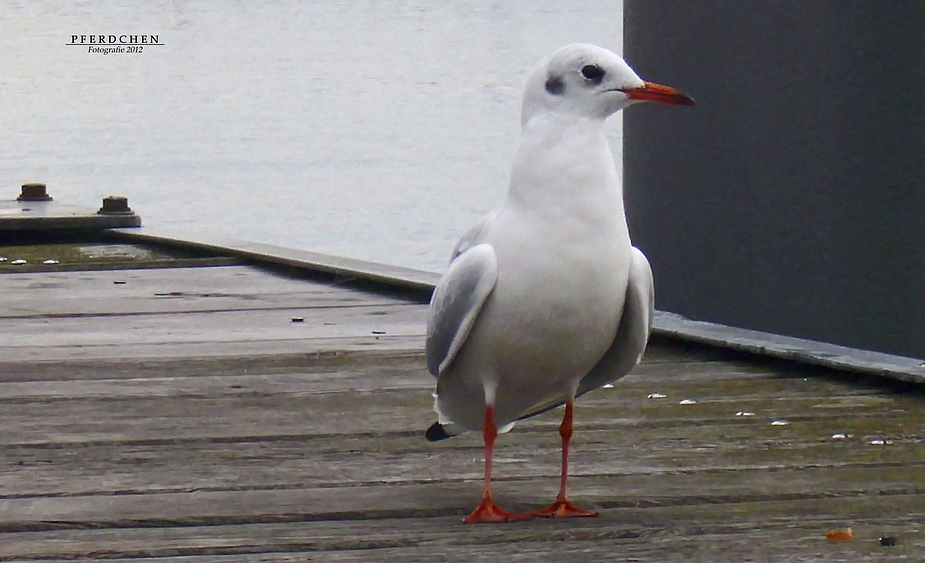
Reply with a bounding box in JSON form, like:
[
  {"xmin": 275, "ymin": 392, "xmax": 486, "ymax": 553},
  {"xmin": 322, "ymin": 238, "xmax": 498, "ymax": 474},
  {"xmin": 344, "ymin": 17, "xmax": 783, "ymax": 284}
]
[{"xmin": 618, "ymin": 81, "xmax": 696, "ymax": 106}]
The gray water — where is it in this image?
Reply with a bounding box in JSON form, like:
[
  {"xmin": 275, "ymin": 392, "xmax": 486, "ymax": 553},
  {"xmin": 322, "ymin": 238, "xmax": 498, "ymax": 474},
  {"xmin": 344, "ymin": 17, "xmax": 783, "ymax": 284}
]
[{"xmin": 1, "ymin": 1, "xmax": 623, "ymax": 272}]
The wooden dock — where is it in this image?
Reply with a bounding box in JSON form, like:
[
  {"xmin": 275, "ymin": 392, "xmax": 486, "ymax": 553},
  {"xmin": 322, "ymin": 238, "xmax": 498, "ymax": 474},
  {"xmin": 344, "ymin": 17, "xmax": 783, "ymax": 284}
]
[{"xmin": 2, "ymin": 236, "xmax": 924, "ymax": 561}]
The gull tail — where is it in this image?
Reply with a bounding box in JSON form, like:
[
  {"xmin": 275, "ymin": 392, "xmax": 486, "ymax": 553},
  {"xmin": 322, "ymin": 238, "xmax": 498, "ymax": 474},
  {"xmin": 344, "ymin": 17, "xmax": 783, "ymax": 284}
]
[
  {"xmin": 425, "ymin": 421, "xmax": 462, "ymax": 442},
  {"xmin": 427, "ymin": 391, "xmax": 515, "ymax": 442},
  {"xmin": 424, "ymin": 420, "xmax": 515, "ymax": 442},
  {"xmin": 427, "ymin": 393, "xmax": 466, "ymax": 441}
]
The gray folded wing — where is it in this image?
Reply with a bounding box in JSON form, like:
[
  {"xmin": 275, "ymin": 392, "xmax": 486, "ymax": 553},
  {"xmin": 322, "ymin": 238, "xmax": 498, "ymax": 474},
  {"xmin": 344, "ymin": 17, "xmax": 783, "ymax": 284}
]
[{"xmin": 425, "ymin": 243, "xmax": 499, "ymax": 376}]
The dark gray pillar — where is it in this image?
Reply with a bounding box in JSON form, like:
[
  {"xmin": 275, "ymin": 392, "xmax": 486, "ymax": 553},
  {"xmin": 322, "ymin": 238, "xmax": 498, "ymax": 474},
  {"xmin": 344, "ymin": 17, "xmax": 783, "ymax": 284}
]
[{"xmin": 624, "ymin": 1, "xmax": 925, "ymax": 358}]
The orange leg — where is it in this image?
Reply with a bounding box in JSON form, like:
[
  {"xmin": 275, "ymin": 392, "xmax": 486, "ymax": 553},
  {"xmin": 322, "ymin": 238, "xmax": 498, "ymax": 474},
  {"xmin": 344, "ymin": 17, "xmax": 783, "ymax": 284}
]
[
  {"xmin": 463, "ymin": 404, "xmax": 531, "ymax": 524},
  {"xmin": 528, "ymin": 400, "xmax": 598, "ymax": 518}
]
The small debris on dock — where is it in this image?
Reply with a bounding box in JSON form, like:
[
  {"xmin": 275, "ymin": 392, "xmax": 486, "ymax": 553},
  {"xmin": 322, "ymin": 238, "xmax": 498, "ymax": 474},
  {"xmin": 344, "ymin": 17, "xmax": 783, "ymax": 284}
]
[{"xmin": 825, "ymin": 528, "xmax": 853, "ymax": 542}]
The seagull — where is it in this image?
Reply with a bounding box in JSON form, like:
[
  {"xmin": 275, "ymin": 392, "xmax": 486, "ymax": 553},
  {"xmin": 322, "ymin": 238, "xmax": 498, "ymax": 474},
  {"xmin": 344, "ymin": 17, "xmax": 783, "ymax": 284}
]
[{"xmin": 425, "ymin": 44, "xmax": 694, "ymax": 524}]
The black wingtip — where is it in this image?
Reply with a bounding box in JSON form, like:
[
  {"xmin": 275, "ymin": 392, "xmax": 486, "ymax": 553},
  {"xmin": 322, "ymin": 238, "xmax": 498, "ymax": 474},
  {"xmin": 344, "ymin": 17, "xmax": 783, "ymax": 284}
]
[{"xmin": 425, "ymin": 422, "xmax": 452, "ymax": 442}]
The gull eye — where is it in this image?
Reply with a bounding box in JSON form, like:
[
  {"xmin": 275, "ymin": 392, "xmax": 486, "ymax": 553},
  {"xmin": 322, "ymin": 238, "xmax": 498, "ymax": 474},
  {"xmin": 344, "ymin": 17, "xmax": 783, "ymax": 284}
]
[{"xmin": 580, "ymin": 64, "xmax": 604, "ymax": 84}]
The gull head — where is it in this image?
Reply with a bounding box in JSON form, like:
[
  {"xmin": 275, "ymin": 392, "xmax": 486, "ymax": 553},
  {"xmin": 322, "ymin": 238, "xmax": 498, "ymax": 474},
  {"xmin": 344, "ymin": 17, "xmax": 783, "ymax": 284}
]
[{"xmin": 521, "ymin": 43, "xmax": 695, "ymax": 126}]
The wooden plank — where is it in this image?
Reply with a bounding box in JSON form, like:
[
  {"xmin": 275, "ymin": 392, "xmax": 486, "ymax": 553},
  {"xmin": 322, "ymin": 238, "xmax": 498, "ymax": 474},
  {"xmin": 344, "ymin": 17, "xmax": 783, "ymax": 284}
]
[
  {"xmin": 4, "ymin": 421, "xmax": 923, "ymax": 498},
  {"xmin": 1, "ymin": 494, "xmax": 923, "ymax": 561},
  {"xmin": 0, "ymin": 305, "xmax": 428, "ymax": 362},
  {"xmin": 3, "ymin": 468, "xmax": 924, "ymax": 528},
  {"xmin": 0, "ymin": 335, "xmax": 424, "ymax": 363},
  {"xmin": 0, "ymin": 344, "xmax": 777, "ymax": 382},
  {"xmin": 0, "ymin": 265, "xmax": 409, "ymax": 318},
  {"xmin": 2, "ymin": 361, "xmax": 914, "ymax": 446},
  {"xmin": 0, "ymin": 341, "xmax": 882, "ymax": 392},
  {"xmin": 0, "ymin": 303, "xmax": 426, "ymax": 345},
  {"xmin": 0, "ymin": 264, "xmax": 326, "ymax": 294},
  {"xmin": 0, "ymin": 351, "xmax": 420, "ymax": 382},
  {"xmin": 0, "ymin": 256, "xmax": 242, "ymax": 274}
]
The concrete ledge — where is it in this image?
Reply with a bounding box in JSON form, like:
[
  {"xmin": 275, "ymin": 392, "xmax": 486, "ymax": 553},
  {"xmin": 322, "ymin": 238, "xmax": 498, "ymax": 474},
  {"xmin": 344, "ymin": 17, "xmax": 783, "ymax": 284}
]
[
  {"xmin": 107, "ymin": 226, "xmax": 925, "ymax": 385},
  {"xmin": 653, "ymin": 311, "xmax": 925, "ymax": 385},
  {"xmin": 107, "ymin": 227, "xmax": 440, "ymax": 294},
  {"xmin": 0, "ymin": 200, "xmax": 140, "ymax": 230}
]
